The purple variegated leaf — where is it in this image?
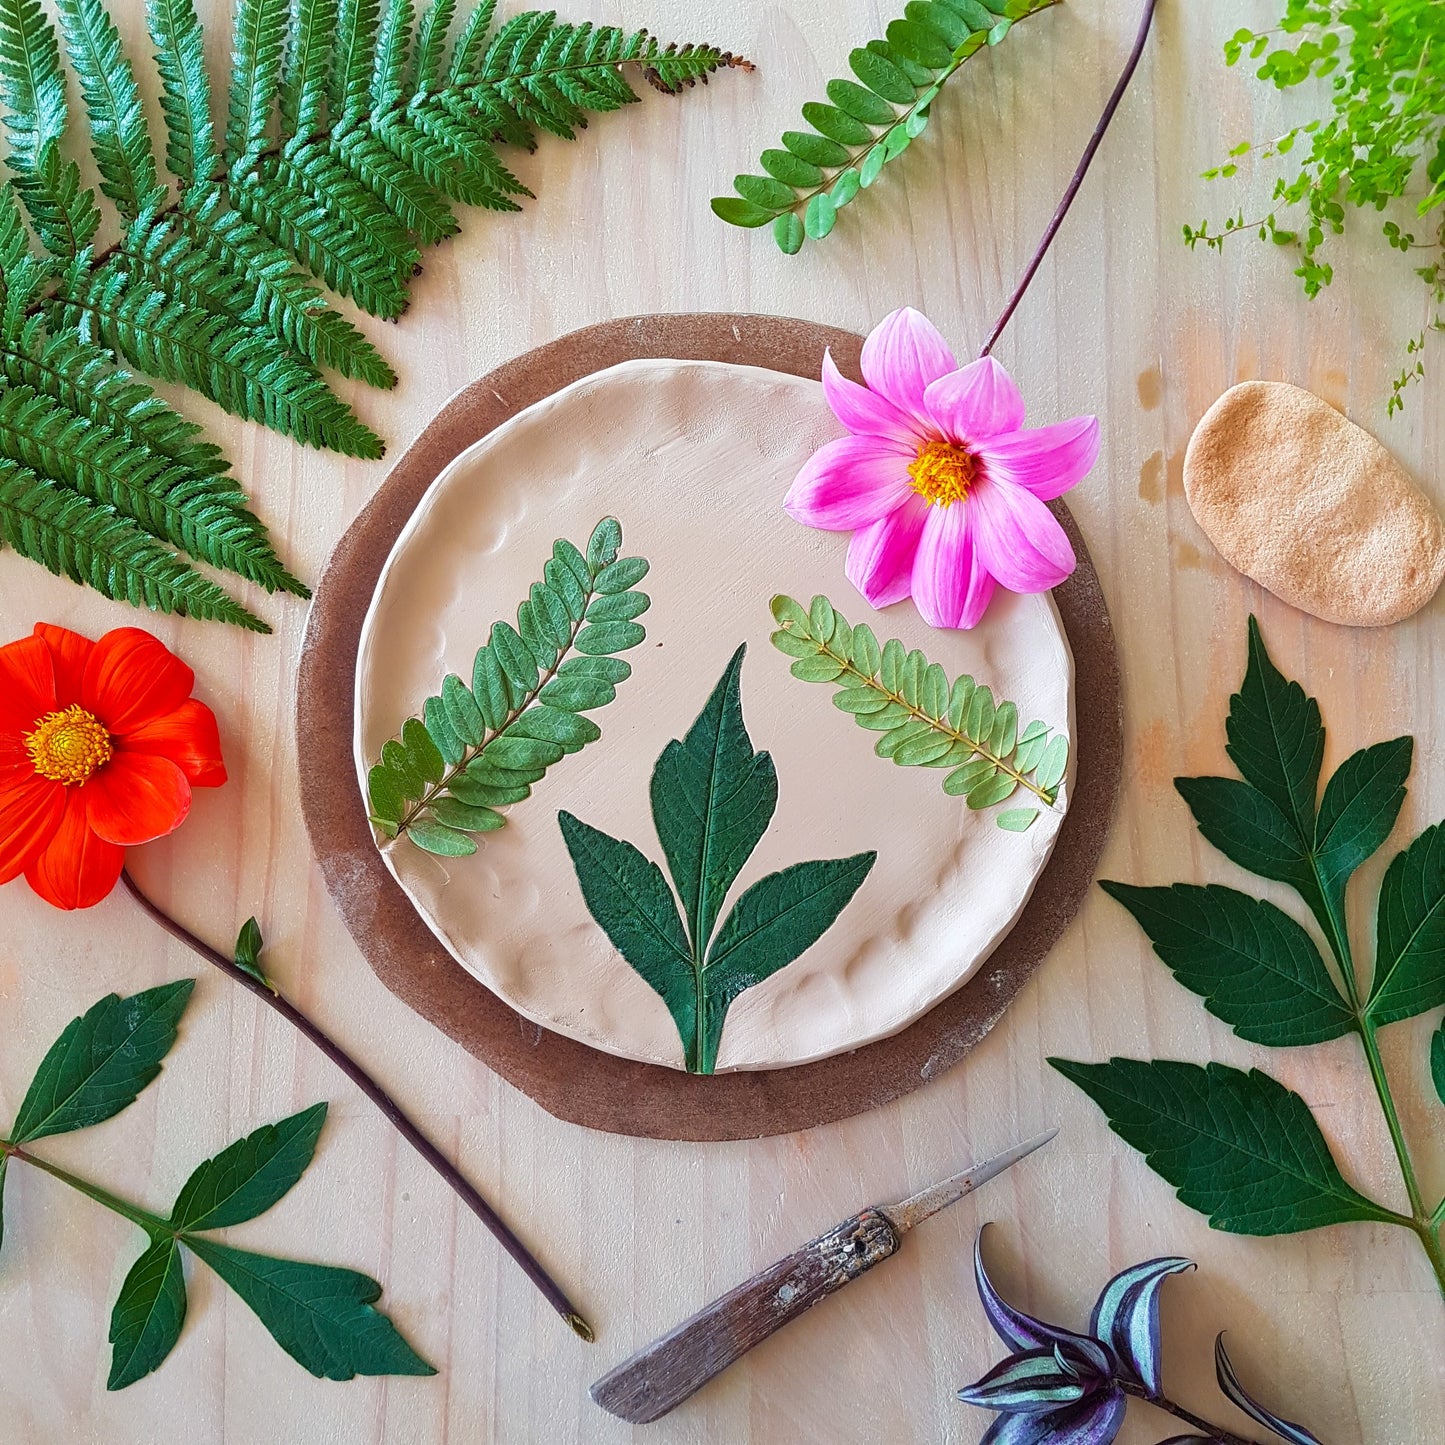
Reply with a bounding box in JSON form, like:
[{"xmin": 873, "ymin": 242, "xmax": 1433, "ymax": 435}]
[
  {"xmin": 958, "ymin": 1348, "xmax": 1090, "ymax": 1413},
  {"xmin": 974, "ymin": 1228, "xmax": 1119, "ymax": 1372},
  {"xmin": 1215, "ymin": 1335, "xmax": 1322, "ymax": 1445},
  {"xmin": 1088, "ymin": 1255, "xmax": 1195, "ymax": 1397},
  {"xmin": 978, "ymin": 1388, "xmax": 1127, "ymax": 1444}
]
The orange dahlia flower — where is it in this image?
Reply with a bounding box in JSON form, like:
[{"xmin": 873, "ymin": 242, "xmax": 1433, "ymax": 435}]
[{"xmin": 0, "ymin": 623, "xmax": 225, "ymax": 910}]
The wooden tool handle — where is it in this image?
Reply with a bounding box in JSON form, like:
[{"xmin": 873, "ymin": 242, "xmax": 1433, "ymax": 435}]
[{"xmin": 590, "ymin": 1208, "xmax": 901, "ymax": 1424}]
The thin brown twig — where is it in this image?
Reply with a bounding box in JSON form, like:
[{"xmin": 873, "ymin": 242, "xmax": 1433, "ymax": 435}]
[
  {"xmin": 978, "ymin": 0, "xmax": 1160, "ymax": 358},
  {"xmin": 120, "ymin": 868, "xmax": 594, "ymax": 1343}
]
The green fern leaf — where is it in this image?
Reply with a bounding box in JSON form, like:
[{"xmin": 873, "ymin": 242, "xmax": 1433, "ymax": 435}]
[
  {"xmin": 768, "ymin": 593, "xmax": 1069, "ymax": 829},
  {"xmin": 236, "ymin": 157, "xmax": 413, "ymax": 319},
  {"xmin": 448, "ymin": 0, "xmax": 495, "ymax": 82},
  {"xmin": 713, "ymin": 0, "xmax": 1052, "ymax": 252},
  {"xmin": 370, "ymin": 516, "xmax": 650, "ymax": 851},
  {"xmin": 54, "ymin": 0, "xmax": 158, "ymax": 216},
  {"xmin": 15, "ymin": 141, "xmax": 100, "ymax": 262},
  {"xmin": 369, "ymin": 0, "xmax": 414, "ymax": 115},
  {"xmin": 331, "ymin": 0, "xmax": 381, "ymax": 124},
  {"xmin": 411, "ymin": 0, "xmax": 456, "ymax": 94},
  {"xmin": 281, "ymin": 0, "xmax": 335, "ymax": 135},
  {"xmin": 147, "ymin": 0, "xmax": 219, "ymax": 185},
  {"xmin": 182, "ymin": 186, "xmax": 396, "ymax": 387},
  {"xmin": 372, "ymin": 109, "xmax": 523, "ymax": 211},
  {"xmin": 227, "ymin": 0, "xmax": 288, "ymax": 161},
  {"xmin": 0, "ymin": 457, "xmax": 267, "ymax": 630},
  {"xmin": 0, "ymin": 0, "xmax": 67, "ymax": 175},
  {"xmin": 0, "ymin": 382, "xmax": 303, "ymax": 595},
  {"xmin": 330, "ymin": 127, "xmax": 457, "ymax": 245},
  {"xmin": 275, "ymin": 136, "xmax": 418, "ymax": 267},
  {"xmin": 54, "ymin": 258, "xmax": 385, "ymax": 457}
]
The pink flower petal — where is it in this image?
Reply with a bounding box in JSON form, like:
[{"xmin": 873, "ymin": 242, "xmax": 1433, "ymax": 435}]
[
  {"xmin": 923, "ymin": 357, "xmax": 1025, "ymax": 442},
  {"xmin": 976, "ymin": 415, "xmax": 1100, "ymax": 501},
  {"xmin": 821, "ymin": 349, "xmax": 925, "ymax": 442},
  {"xmin": 970, "ymin": 477, "xmax": 1076, "ymax": 593},
  {"xmin": 784, "ymin": 433, "xmax": 915, "ymax": 531},
  {"xmin": 911, "ymin": 502, "xmax": 997, "ymax": 630},
  {"xmin": 860, "ymin": 308, "xmax": 957, "ymax": 424},
  {"xmin": 846, "ymin": 494, "xmax": 930, "ymax": 608}
]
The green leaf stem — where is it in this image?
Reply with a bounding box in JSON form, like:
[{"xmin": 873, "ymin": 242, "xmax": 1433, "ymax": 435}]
[
  {"xmin": 560, "ymin": 644, "xmax": 876, "ymax": 1074},
  {"xmin": 368, "ymin": 517, "xmax": 650, "ymax": 856},
  {"xmin": 769, "ymin": 593, "xmax": 1067, "ymax": 828}
]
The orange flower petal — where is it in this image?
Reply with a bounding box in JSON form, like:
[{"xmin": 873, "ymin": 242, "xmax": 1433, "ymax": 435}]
[
  {"xmin": 33, "ymin": 622, "xmax": 94, "ymax": 705},
  {"xmin": 0, "ymin": 634, "xmax": 57, "ymax": 737},
  {"xmin": 25, "ymin": 788, "xmax": 124, "ymax": 910},
  {"xmin": 122, "ymin": 700, "xmax": 227, "ymax": 788},
  {"xmin": 86, "ymin": 751, "xmax": 191, "ymax": 846},
  {"xmin": 0, "ymin": 773, "xmax": 65, "ymax": 883},
  {"xmin": 83, "ymin": 627, "xmax": 194, "ymax": 736}
]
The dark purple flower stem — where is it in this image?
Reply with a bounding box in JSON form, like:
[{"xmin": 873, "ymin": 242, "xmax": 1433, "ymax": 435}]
[
  {"xmin": 978, "ymin": 0, "xmax": 1160, "ymax": 358},
  {"xmin": 1123, "ymin": 1382, "xmax": 1263, "ymax": 1445},
  {"xmin": 120, "ymin": 868, "xmax": 595, "ymax": 1343}
]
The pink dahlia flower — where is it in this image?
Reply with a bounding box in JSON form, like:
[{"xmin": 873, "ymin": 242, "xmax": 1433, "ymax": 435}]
[{"xmin": 784, "ymin": 307, "xmax": 1101, "ymax": 630}]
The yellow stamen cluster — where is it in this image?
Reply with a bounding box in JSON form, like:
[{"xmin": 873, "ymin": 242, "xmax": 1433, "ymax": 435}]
[
  {"xmin": 25, "ymin": 704, "xmax": 113, "ymax": 785},
  {"xmin": 908, "ymin": 439, "xmax": 977, "ymax": 508}
]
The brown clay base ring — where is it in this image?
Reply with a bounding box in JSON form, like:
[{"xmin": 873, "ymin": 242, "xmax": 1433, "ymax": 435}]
[{"xmin": 296, "ymin": 313, "xmax": 1122, "ymax": 1141}]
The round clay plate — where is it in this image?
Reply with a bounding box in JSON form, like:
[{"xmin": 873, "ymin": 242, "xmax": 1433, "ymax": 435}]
[{"xmin": 298, "ymin": 314, "xmax": 1121, "ymax": 1138}]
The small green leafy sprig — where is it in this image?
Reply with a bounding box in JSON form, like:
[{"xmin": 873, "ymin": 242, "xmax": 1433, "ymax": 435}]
[
  {"xmin": 559, "ymin": 644, "xmax": 876, "ymax": 1074},
  {"xmin": 0, "ymin": 982, "xmax": 433, "ymax": 1389},
  {"xmin": 1053, "ymin": 617, "xmax": 1445, "ymax": 1300},
  {"xmin": 1185, "ymin": 1, "xmax": 1445, "ymax": 414},
  {"xmin": 769, "ymin": 594, "xmax": 1068, "ymax": 831},
  {"xmin": 712, "ymin": 0, "xmax": 1055, "ymax": 254},
  {"xmin": 369, "ymin": 517, "xmax": 650, "ymax": 857}
]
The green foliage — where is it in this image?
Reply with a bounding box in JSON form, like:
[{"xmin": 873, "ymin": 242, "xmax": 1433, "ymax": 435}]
[
  {"xmin": 369, "ymin": 516, "xmax": 650, "ymax": 856},
  {"xmin": 712, "ymin": 0, "xmax": 1054, "ymax": 253},
  {"xmin": 1049, "ymin": 1059, "xmax": 1395, "ymax": 1235},
  {"xmin": 1186, "ymin": 0, "xmax": 1445, "ymax": 413},
  {"xmin": 559, "ymin": 644, "xmax": 876, "ymax": 1074},
  {"xmin": 1055, "ymin": 616, "xmax": 1445, "ymax": 1297},
  {"xmin": 1433, "ymin": 1019, "xmax": 1445, "ymax": 1110},
  {"xmin": 0, "ymin": 984, "xmax": 432, "ymax": 1390},
  {"xmin": 0, "ymin": 0, "xmax": 739, "ymax": 624},
  {"xmin": 769, "ymin": 593, "xmax": 1068, "ymax": 829}
]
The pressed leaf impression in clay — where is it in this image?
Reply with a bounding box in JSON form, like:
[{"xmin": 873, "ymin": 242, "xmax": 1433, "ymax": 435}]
[
  {"xmin": 770, "ymin": 594, "xmax": 1068, "ymax": 831},
  {"xmin": 368, "ymin": 517, "xmax": 650, "ymax": 855},
  {"xmin": 559, "ymin": 645, "xmax": 877, "ymax": 1074}
]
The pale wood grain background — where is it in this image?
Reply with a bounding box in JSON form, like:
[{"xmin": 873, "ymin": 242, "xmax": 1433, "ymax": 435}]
[{"xmin": 2, "ymin": 0, "xmax": 1442, "ymax": 1440}]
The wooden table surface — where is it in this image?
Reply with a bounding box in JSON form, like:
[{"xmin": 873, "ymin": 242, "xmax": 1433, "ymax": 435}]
[{"xmin": 2, "ymin": 1, "xmax": 1441, "ymax": 1440}]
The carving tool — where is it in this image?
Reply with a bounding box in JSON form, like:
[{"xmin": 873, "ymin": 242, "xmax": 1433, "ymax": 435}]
[{"xmin": 590, "ymin": 1130, "xmax": 1057, "ymax": 1423}]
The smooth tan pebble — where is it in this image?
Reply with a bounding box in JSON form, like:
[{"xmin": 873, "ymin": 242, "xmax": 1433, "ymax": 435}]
[{"xmin": 1183, "ymin": 380, "xmax": 1445, "ymax": 627}]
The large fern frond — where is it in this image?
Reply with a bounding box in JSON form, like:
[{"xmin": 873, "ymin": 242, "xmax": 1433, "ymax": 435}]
[{"xmin": 0, "ymin": 0, "xmax": 742, "ymax": 624}]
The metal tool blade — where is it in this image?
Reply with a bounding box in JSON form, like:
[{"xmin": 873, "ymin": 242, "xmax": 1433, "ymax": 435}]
[{"xmin": 878, "ymin": 1129, "xmax": 1058, "ymax": 1234}]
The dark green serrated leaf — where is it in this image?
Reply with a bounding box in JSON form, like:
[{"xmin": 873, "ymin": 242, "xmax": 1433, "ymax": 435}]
[
  {"xmin": 232, "ymin": 916, "xmax": 273, "ymax": 990},
  {"xmin": 171, "ymin": 1104, "xmax": 327, "ymax": 1231},
  {"xmin": 1370, "ymin": 823, "xmax": 1445, "ymax": 1027},
  {"xmin": 1432, "ymin": 1019, "xmax": 1445, "ymax": 1109},
  {"xmin": 1049, "ymin": 1057, "xmax": 1396, "ymax": 1235},
  {"xmin": 11, "ymin": 981, "xmax": 194, "ymax": 1144},
  {"xmin": 1313, "ymin": 738, "xmax": 1411, "ymax": 906},
  {"xmin": 184, "ymin": 1238, "xmax": 435, "ymax": 1379},
  {"xmin": 108, "ymin": 1238, "xmax": 187, "ymax": 1390},
  {"xmin": 1101, "ymin": 881, "xmax": 1353, "ymax": 1047}
]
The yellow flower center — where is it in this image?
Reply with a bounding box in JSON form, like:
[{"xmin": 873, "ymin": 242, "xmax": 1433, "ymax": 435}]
[
  {"xmin": 25, "ymin": 704, "xmax": 113, "ymax": 785},
  {"xmin": 908, "ymin": 439, "xmax": 977, "ymax": 507}
]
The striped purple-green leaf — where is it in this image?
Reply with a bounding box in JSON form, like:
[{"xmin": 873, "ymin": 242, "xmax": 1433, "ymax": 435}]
[
  {"xmin": 1215, "ymin": 1335, "xmax": 1322, "ymax": 1445},
  {"xmin": 1089, "ymin": 1255, "xmax": 1195, "ymax": 1398},
  {"xmin": 977, "ymin": 1390, "xmax": 1126, "ymax": 1444},
  {"xmin": 957, "ymin": 1348, "xmax": 1092, "ymax": 1413},
  {"xmin": 974, "ymin": 1229, "xmax": 1116, "ymax": 1373}
]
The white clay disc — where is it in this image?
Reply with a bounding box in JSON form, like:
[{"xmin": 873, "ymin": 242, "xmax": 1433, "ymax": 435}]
[{"xmin": 354, "ymin": 359, "xmax": 1075, "ymax": 1071}]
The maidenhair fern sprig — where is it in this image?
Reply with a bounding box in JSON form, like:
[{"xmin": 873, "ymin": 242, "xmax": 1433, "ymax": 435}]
[
  {"xmin": 369, "ymin": 517, "xmax": 651, "ymax": 856},
  {"xmin": 770, "ymin": 594, "xmax": 1068, "ymax": 831},
  {"xmin": 713, "ymin": 0, "xmax": 1055, "ymax": 253},
  {"xmin": 0, "ymin": 0, "xmax": 740, "ymax": 626}
]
